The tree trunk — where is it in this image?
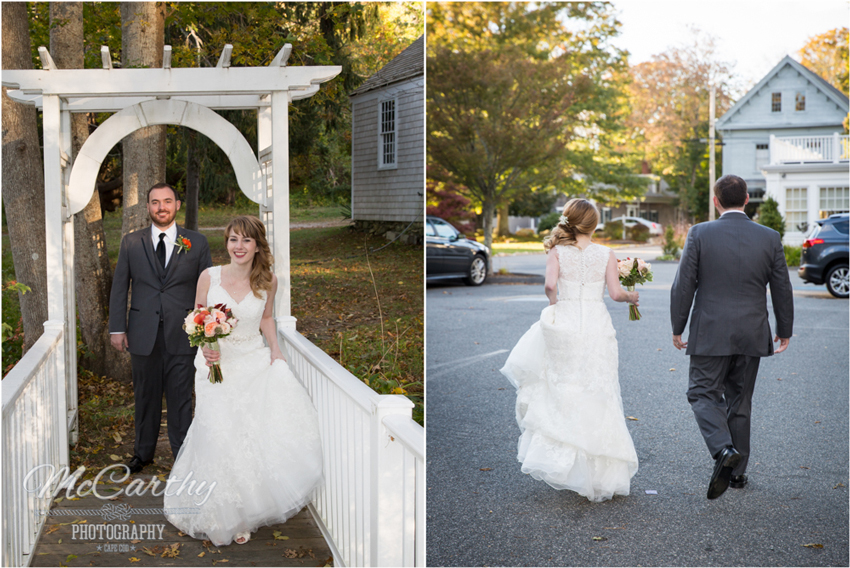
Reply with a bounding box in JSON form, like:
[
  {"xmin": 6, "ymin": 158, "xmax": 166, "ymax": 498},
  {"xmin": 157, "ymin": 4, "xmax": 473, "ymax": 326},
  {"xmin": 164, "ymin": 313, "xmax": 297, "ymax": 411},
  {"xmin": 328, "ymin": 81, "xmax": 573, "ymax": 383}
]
[
  {"xmin": 184, "ymin": 128, "xmax": 200, "ymax": 231},
  {"xmin": 481, "ymin": 198, "xmax": 495, "ymax": 276},
  {"xmin": 2, "ymin": 2, "xmax": 48, "ymax": 353},
  {"xmin": 51, "ymin": 2, "xmax": 131, "ymax": 381},
  {"xmin": 120, "ymin": 2, "xmax": 166, "ymax": 235},
  {"xmin": 497, "ymin": 202, "xmax": 511, "ymax": 237}
]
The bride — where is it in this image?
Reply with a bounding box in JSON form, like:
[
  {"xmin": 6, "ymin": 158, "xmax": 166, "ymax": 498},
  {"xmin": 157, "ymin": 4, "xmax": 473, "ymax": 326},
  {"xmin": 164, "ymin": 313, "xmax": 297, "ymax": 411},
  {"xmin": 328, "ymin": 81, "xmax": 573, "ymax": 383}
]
[
  {"xmin": 500, "ymin": 199, "xmax": 639, "ymax": 502},
  {"xmin": 164, "ymin": 215, "xmax": 323, "ymax": 545}
]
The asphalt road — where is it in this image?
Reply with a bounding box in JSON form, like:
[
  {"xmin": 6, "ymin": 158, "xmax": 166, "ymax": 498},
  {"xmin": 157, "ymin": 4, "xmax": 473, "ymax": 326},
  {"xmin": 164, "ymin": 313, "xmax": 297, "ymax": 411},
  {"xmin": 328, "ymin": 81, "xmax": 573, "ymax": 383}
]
[{"xmin": 426, "ymin": 249, "xmax": 849, "ymax": 567}]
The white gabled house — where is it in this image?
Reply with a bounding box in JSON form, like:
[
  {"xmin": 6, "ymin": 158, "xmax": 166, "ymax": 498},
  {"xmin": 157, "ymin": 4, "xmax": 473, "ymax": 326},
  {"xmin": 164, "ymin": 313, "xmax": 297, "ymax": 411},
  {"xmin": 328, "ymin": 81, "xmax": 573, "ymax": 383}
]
[
  {"xmin": 716, "ymin": 56, "xmax": 849, "ymax": 244},
  {"xmin": 349, "ymin": 36, "xmax": 424, "ymax": 241}
]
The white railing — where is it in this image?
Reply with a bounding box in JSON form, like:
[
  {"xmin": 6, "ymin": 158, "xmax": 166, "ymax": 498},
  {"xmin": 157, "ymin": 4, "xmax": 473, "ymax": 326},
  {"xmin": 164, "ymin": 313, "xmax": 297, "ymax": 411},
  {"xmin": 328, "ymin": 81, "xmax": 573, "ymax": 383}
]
[
  {"xmin": 280, "ymin": 328, "xmax": 425, "ymax": 567},
  {"xmin": 2, "ymin": 323, "xmax": 67, "ymax": 568},
  {"xmin": 770, "ymin": 133, "xmax": 850, "ymax": 164}
]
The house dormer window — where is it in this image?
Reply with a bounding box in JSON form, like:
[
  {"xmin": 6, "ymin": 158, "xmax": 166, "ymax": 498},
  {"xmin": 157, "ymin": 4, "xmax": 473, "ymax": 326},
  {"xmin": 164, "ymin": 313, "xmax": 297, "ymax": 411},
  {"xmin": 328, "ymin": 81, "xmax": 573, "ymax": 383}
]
[
  {"xmin": 771, "ymin": 92, "xmax": 781, "ymax": 112},
  {"xmin": 379, "ymin": 97, "xmax": 397, "ymax": 169},
  {"xmin": 795, "ymin": 92, "xmax": 806, "ymax": 111}
]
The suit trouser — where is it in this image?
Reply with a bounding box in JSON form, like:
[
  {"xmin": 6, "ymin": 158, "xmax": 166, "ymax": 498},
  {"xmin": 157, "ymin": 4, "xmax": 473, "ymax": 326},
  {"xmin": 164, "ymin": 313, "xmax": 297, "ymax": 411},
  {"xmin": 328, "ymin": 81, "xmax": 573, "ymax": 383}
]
[
  {"xmin": 687, "ymin": 354, "xmax": 761, "ymax": 476},
  {"xmin": 131, "ymin": 322, "xmax": 195, "ymax": 462}
]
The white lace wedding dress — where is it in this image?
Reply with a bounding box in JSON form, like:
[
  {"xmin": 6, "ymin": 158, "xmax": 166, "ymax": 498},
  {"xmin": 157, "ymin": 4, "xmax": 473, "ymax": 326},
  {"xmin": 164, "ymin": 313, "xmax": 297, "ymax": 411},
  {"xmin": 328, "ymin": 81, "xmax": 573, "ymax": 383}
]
[
  {"xmin": 500, "ymin": 243, "xmax": 638, "ymax": 502},
  {"xmin": 164, "ymin": 266, "xmax": 323, "ymax": 545}
]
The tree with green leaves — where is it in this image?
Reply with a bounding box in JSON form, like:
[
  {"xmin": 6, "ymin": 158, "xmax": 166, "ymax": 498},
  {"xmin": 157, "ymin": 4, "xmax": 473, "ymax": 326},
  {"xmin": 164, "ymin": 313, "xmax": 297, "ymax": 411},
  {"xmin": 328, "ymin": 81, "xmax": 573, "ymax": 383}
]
[
  {"xmin": 757, "ymin": 196, "xmax": 785, "ymax": 239},
  {"xmin": 427, "ymin": 2, "xmax": 643, "ymax": 260}
]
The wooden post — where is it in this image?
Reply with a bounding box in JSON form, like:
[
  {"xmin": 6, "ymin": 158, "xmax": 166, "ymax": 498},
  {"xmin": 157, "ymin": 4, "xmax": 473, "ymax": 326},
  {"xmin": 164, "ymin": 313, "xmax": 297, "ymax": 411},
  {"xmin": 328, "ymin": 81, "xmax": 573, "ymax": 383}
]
[
  {"xmin": 709, "ymin": 88, "xmax": 716, "ymax": 221},
  {"xmin": 271, "ymin": 90, "xmax": 296, "ymax": 330},
  {"xmin": 42, "ymin": 95, "xmax": 69, "ymax": 466}
]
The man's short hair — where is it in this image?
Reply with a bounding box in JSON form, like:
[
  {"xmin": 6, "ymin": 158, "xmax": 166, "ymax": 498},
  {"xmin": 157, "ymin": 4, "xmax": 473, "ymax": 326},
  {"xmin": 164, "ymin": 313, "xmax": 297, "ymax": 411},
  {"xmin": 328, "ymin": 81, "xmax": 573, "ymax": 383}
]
[
  {"xmin": 714, "ymin": 175, "xmax": 748, "ymax": 208},
  {"xmin": 146, "ymin": 183, "xmax": 179, "ymax": 202}
]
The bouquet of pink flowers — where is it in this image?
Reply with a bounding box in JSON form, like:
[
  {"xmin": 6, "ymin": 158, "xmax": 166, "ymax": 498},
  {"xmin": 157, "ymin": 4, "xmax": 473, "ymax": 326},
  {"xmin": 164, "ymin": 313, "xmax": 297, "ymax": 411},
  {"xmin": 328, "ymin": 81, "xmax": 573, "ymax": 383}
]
[
  {"xmin": 183, "ymin": 303, "xmax": 237, "ymax": 383},
  {"xmin": 617, "ymin": 257, "xmax": 653, "ymax": 321}
]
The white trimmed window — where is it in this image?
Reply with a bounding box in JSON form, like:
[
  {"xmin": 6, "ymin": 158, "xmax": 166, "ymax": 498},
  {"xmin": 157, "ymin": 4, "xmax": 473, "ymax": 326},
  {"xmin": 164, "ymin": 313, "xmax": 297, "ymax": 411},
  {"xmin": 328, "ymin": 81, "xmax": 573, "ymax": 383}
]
[
  {"xmin": 795, "ymin": 92, "xmax": 806, "ymax": 111},
  {"xmin": 755, "ymin": 143, "xmax": 769, "ymax": 170},
  {"xmin": 378, "ymin": 97, "xmax": 397, "ymax": 169},
  {"xmin": 785, "ymin": 187, "xmax": 807, "ymax": 232},
  {"xmin": 771, "ymin": 92, "xmax": 781, "ymax": 112},
  {"xmin": 819, "ymin": 186, "xmax": 849, "ymax": 218}
]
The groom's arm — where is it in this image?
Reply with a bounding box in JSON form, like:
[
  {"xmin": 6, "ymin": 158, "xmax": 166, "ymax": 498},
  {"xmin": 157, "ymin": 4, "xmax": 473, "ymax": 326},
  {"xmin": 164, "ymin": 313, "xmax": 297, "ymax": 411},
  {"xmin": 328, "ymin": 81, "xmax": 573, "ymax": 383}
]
[
  {"xmin": 108, "ymin": 234, "xmax": 131, "ymax": 335},
  {"xmin": 767, "ymin": 232, "xmax": 794, "ymax": 341},
  {"xmin": 670, "ymin": 226, "xmax": 699, "ymax": 336}
]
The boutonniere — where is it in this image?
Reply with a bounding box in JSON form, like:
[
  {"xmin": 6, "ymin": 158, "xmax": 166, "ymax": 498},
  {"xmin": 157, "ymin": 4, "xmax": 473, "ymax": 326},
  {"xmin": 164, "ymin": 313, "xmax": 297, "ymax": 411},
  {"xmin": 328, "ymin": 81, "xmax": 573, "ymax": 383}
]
[{"xmin": 174, "ymin": 236, "xmax": 192, "ymax": 254}]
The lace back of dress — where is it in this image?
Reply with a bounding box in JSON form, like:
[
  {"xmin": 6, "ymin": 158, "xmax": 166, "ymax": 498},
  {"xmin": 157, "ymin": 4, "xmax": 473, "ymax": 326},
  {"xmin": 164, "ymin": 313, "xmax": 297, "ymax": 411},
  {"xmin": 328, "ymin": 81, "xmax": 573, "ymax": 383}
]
[{"xmin": 556, "ymin": 244, "xmax": 608, "ymax": 301}]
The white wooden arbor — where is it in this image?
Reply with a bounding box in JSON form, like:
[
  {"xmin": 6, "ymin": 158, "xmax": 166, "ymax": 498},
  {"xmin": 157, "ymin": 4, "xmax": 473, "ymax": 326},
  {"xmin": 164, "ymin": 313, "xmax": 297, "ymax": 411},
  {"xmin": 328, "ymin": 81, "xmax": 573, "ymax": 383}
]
[
  {"xmin": 3, "ymin": 43, "xmax": 340, "ymax": 416},
  {"xmin": 3, "ymin": 44, "xmax": 425, "ymax": 568}
]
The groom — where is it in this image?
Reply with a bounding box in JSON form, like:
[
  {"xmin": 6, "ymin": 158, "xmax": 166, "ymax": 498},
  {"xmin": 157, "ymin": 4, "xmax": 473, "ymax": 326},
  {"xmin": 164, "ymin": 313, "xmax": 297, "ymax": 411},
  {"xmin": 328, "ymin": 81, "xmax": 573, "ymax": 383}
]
[
  {"xmin": 670, "ymin": 175, "xmax": 794, "ymax": 500},
  {"xmin": 109, "ymin": 183, "xmax": 212, "ymax": 474}
]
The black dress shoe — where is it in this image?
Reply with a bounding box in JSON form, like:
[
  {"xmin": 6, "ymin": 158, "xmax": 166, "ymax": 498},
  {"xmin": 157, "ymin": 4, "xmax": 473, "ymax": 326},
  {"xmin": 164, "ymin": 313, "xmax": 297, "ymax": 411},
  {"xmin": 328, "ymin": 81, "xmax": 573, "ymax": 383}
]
[
  {"xmin": 707, "ymin": 447, "xmax": 741, "ymax": 500},
  {"xmin": 125, "ymin": 456, "xmax": 151, "ymax": 474},
  {"xmin": 730, "ymin": 474, "xmax": 748, "ymax": 488}
]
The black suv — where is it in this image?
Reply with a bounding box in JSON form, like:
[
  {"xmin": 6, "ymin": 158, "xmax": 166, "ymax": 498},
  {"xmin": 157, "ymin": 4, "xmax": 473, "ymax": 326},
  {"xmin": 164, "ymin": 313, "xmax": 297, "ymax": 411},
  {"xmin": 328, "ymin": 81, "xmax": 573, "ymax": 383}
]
[
  {"xmin": 798, "ymin": 213, "xmax": 849, "ymax": 298},
  {"xmin": 426, "ymin": 216, "xmax": 490, "ymax": 286}
]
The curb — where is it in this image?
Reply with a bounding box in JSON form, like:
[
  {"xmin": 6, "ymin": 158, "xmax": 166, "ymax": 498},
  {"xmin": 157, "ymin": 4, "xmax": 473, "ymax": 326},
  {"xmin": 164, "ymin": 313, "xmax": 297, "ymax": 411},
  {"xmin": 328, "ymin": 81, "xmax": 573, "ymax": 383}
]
[{"xmin": 486, "ymin": 273, "xmax": 545, "ymax": 285}]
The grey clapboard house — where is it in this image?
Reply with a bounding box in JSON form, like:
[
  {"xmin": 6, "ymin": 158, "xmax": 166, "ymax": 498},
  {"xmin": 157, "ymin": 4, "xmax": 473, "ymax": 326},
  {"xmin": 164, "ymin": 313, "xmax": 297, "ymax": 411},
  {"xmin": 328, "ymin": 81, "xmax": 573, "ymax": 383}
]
[
  {"xmin": 716, "ymin": 56, "xmax": 849, "ymax": 244},
  {"xmin": 350, "ymin": 35, "xmax": 424, "ymax": 241}
]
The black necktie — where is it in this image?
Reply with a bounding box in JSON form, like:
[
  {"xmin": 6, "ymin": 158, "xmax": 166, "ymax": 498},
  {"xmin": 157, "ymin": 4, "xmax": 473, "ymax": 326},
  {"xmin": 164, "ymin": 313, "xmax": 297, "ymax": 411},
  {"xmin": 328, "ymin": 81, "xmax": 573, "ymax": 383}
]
[{"xmin": 156, "ymin": 233, "xmax": 166, "ymax": 268}]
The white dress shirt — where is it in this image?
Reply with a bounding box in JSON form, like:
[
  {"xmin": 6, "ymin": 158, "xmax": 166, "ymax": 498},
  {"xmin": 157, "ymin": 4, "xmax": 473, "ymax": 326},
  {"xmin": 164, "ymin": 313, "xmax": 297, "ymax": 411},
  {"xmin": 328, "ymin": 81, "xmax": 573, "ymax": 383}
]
[
  {"xmin": 152, "ymin": 223, "xmax": 178, "ymax": 267},
  {"xmin": 720, "ymin": 210, "xmax": 748, "ymax": 218}
]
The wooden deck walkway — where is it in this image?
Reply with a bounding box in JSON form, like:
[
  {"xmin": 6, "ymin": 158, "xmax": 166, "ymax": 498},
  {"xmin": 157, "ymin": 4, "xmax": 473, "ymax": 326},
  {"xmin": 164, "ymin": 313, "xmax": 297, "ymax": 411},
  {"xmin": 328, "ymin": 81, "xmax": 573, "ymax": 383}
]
[{"xmin": 30, "ymin": 477, "xmax": 331, "ymax": 567}]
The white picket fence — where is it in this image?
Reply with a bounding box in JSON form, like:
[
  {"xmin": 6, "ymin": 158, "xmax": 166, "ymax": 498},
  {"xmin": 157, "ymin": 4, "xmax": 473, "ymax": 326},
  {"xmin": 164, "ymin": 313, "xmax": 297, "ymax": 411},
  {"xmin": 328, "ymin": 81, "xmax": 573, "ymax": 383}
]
[
  {"xmin": 770, "ymin": 133, "xmax": 850, "ymax": 164},
  {"xmin": 1, "ymin": 324, "xmax": 424, "ymax": 568},
  {"xmin": 2, "ymin": 323, "xmax": 68, "ymax": 568},
  {"xmin": 280, "ymin": 328, "xmax": 425, "ymax": 567}
]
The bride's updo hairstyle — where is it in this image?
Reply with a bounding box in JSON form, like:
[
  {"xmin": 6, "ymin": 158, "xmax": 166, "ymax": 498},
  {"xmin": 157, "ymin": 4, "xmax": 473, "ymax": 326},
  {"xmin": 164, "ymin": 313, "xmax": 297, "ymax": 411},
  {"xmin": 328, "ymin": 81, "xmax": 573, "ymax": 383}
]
[
  {"xmin": 543, "ymin": 198, "xmax": 600, "ymax": 252},
  {"xmin": 224, "ymin": 215, "xmax": 274, "ymax": 297}
]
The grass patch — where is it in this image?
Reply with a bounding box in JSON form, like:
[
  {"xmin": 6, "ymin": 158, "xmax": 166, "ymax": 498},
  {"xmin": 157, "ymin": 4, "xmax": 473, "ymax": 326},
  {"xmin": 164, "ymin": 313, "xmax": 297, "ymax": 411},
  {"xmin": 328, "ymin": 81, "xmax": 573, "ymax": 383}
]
[{"xmin": 289, "ymin": 226, "xmax": 423, "ymax": 425}]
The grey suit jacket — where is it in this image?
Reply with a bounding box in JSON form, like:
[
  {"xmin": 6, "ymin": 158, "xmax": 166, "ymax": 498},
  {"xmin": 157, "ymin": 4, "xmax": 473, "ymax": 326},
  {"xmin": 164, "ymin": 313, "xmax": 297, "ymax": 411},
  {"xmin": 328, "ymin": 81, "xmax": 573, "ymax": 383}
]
[
  {"xmin": 670, "ymin": 213, "xmax": 794, "ymax": 357},
  {"xmin": 109, "ymin": 225, "xmax": 212, "ymax": 356}
]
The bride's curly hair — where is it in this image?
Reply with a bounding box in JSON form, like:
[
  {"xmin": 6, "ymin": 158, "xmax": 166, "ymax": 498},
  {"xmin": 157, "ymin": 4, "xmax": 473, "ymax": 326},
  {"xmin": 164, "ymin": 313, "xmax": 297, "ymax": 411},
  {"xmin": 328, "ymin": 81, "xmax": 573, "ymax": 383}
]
[
  {"xmin": 224, "ymin": 216, "xmax": 274, "ymax": 297},
  {"xmin": 543, "ymin": 198, "xmax": 600, "ymax": 252}
]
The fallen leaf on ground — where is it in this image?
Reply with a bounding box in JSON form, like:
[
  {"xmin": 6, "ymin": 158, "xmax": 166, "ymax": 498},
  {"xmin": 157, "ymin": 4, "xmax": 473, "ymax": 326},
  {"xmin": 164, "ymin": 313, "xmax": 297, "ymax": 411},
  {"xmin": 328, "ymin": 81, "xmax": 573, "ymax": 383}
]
[
  {"xmin": 161, "ymin": 543, "xmax": 180, "ymax": 558},
  {"xmin": 669, "ymin": 368, "xmax": 676, "ymax": 372},
  {"xmin": 479, "ymin": 468, "xmax": 492, "ymax": 471},
  {"xmin": 45, "ymin": 525, "xmax": 61, "ymax": 535},
  {"xmin": 592, "ymin": 536, "xmax": 608, "ymax": 542},
  {"xmin": 802, "ymin": 543, "xmax": 824, "ymax": 549},
  {"xmin": 834, "ymin": 483, "xmax": 845, "ymax": 489},
  {"xmin": 800, "ymin": 466, "xmax": 810, "ymax": 470},
  {"xmin": 273, "ymin": 530, "xmax": 289, "ymax": 540},
  {"xmin": 128, "ymin": 558, "xmax": 140, "ymax": 563},
  {"xmin": 197, "ymin": 552, "xmax": 205, "ymax": 558},
  {"xmin": 627, "ymin": 416, "xmax": 638, "ymax": 421},
  {"xmin": 603, "ymin": 526, "xmax": 626, "ymax": 530},
  {"xmin": 109, "ymin": 454, "xmax": 121, "ymax": 461}
]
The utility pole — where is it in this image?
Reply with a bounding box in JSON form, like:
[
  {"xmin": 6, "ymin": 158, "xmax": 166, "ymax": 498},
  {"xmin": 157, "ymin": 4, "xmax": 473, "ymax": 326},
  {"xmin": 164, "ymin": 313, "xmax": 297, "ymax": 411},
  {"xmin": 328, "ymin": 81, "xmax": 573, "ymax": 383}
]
[{"xmin": 708, "ymin": 87, "xmax": 716, "ymax": 221}]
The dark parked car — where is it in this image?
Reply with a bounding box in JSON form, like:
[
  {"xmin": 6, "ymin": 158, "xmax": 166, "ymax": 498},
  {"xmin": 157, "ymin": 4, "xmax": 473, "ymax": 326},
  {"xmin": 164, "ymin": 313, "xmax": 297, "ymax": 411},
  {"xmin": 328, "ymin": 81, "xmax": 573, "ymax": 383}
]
[
  {"xmin": 426, "ymin": 216, "xmax": 490, "ymax": 286},
  {"xmin": 798, "ymin": 213, "xmax": 849, "ymax": 298}
]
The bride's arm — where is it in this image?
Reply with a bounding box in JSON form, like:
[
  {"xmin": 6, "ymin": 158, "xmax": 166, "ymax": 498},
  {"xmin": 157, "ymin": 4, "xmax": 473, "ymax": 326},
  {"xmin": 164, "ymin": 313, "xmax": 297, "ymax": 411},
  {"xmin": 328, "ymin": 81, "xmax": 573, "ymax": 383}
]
[
  {"xmin": 606, "ymin": 250, "xmax": 639, "ymax": 304},
  {"xmin": 544, "ymin": 248, "xmax": 559, "ymax": 305},
  {"xmin": 259, "ymin": 274, "xmax": 285, "ymax": 362},
  {"xmin": 194, "ymin": 268, "xmax": 211, "ymax": 307},
  {"xmin": 195, "ymin": 269, "xmax": 220, "ymax": 365}
]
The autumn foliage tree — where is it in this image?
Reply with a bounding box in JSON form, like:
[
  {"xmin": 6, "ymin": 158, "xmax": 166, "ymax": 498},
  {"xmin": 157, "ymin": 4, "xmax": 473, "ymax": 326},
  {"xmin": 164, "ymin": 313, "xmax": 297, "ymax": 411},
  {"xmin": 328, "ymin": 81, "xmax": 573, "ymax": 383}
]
[
  {"xmin": 799, "ymin": 27, "xmax": 849, "ymax": 96},
  {"xmin": 626, "ymin": 28, "xmax": 737, "ymax": 220},
  {"xmin": 427, "ymin": 2, "xmax": 642, "ymax": 261}
]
